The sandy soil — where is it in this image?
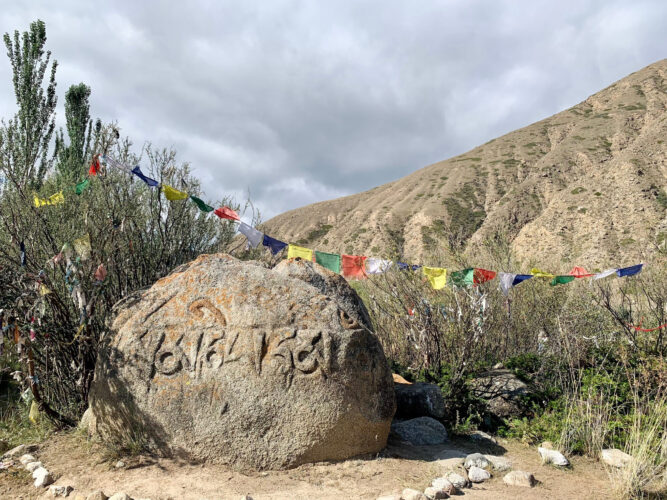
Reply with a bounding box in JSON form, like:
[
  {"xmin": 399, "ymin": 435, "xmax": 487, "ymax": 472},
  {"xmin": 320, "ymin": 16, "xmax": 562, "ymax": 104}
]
[{"xmin": 0, "ymin": 432, "xmax": 614, "ymax": 500}]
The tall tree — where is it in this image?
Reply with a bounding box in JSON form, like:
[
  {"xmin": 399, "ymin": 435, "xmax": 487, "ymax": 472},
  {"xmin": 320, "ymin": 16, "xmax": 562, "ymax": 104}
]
[
  {"xmin": 0, "ymin": 20, "xmax": 57, "ymax": 190},
  {"xmin": 55, "ymin": 83, "xmax": 93, "ymax": 179}
]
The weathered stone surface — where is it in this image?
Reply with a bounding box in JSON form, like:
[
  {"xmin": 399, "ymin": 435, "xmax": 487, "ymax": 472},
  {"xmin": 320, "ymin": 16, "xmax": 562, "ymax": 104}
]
[
  {"xmin": 464, "ymin": 453, "xmax": 490, "ymax": 469},
  {"xmin": 484, "ymin": 454, "xmax": 512, "ymax": 471},
  {"xmin": 394, "ymin": 382, "xmax": 445, "ymax": 420},
  {"xmin": 391, "ymin": 417, "xmax": 448, "ymax": 445},
  {"xmin": 1, "ymin": 444, "xmax": 27, "ymax": 459},
  {"xmin": 469, "ymin": 369, "xmax": 531, "ymax": 419},
  {"xmin": 32, "ymin": 466, "xmax": 53, "ymax": 487},
  {"xmin": 469, "ymin": 430, "xmax": 497, "ymax": 445},
  {"xmin": 401, "ymin": 488, "xmax": 427, "ymax": 500},
  {"xmin": 48, "ymin": 484, "xmax": 74, "ymax": 497},
  {"xmin": 601, "ymin": 448, "xmax": 633, "ymax": 468},
  {"xmin": 503, "ymin": 470, "xmax": 535, "ymax": 487},
  {"xmin": 89, "ymin": 254, "xmax": 395, "ymax": 470},
  {"xmin": 467, "ymin": 466, "xmax": 491, "ymax": 482},
  {"xmin": 423, "ymin": 486, "xmax": 449, "ymax": 499},
  {"xmin": 85, "ymin": 491, "xmax": 109, "ymax": 500},
  {"xmin": 538, "ymin": 447, "xmax": 569, "ymax": 466},
  {"xmin": 19, "ymin": 453, "xmax": 36, "ymax": 465},
  {"xmin": 108, "ymin": 494, "xmax": 131, "ymax": 500},
  {"xmin": 376, "ymin": 495, "xmax": 401, "ymax": 500},
  {"xmin": 25, "ymin": 461, "xmax": 42, "ymax": 472},
  {"xmin": 445, "ymin": 471, "xmax": 469, "ymax": 489}
]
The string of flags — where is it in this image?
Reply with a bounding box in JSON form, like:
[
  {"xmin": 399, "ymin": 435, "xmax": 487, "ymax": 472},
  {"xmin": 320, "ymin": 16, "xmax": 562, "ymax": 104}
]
[{"xmin": 27, "ymin": 154, "xmax": 645, "ymax": 298}]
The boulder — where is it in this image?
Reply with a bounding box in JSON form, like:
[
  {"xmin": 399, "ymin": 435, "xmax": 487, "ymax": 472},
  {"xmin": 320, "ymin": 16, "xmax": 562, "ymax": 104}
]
[
  {"xmin": 467, "ymin": 466, "xmax": 491, "ymax": 482},
  {"xmin": 469, "ymin": 369, "xmax": 531, "ymax": 419},
  {"xmin": 431, "ymin": 477, "xmax": 455, "ymax": 493},
  {"xmin": 464, "ymin": 453, "xmax": 490, "ymax": 469},
  {"xmin": 85, "ymin": 491, "xmax": 109, "ymax": 500},
  {"xmin": 601, "ymin": 448, "xmax": 633, "ymax": 468},
  {"xmin": 394, "ymin": 382, "xmax": 445, "ymax": 419},
  {"xmin": 445, "ymin": 471, "xmax": 469, "ymax": 489},
  {"xmin": 32, "ymin": 466, "xmax": 54, "ymax": 487},
  {"xmin": 423, "ymin": 486, "xmax": 448, "ymax": 499},
  {"xmin": 89, "ymin": 254, "xmax": 395, "ymax": 470},
  {"xmin": 503, "ymin": 470, "xmax": 535, "ymax": 487},
  {"xmin": 25, "ymin": 461, "xmax": 43, "ymax": 472},
  {"xmin": 401, "ymin": 488, "xmax": 427, "ymax": 500},
  {"xmin": 484, "ymin": 454, "xmax": 512, "ymax": 471},
  {"xmin": 391, "ymin": 417, "xmax": 448, "ymax": 445},
  {"xmin": 538, "ymin": 447, "xmax": 569, "ymax": 466},
  {"xmin": 48, "ymin": 485, "xmax": 74, "ymax": 497}
]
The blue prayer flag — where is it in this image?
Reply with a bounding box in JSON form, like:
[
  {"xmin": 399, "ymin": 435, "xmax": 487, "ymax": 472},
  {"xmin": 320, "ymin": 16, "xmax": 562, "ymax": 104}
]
[
  {"xmin": 131, "ymin": 166, "xmax": 159, "ymax": 187},
  {"xmin": 398, "ymin": 262, "xmax": 421, "ymax": 271},
  {"xmin": 263, "ymin": 234, "xmax": 287, "ymax": 255},
  {"xmin": 512, "ymin": 274, "xmax": 533, "ymax": 286},
  {"xmin": 616, "ymin": 264, "xmax": 643, "ymax": 278}
]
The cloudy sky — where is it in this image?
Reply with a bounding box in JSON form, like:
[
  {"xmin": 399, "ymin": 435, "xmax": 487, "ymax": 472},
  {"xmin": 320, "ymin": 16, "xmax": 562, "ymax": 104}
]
[{"xmin": 1, "ymin": 1, "xmax": 665, "ymax": 219}]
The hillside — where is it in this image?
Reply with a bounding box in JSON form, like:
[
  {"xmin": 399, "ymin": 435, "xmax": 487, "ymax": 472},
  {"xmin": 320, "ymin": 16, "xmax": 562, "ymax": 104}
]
[{"xmin": 262, "ymin": 60, "xmax": 667, "ymax": 269}]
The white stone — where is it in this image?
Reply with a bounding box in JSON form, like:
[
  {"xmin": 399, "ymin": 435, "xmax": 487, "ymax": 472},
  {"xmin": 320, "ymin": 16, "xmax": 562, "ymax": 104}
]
[
  {"xmin": 19, "ymin": 453, "xmax": 36, "ymax": 465},
  {"xmin": 25, "ymin": 461, "xmax": 42, "ymax": 472},
  {"xmin": 423, "ymin": 486, "xmax": 448, "ymax": 499},
  {"xmin": 108, "ymin": 494, "xmax": 132, "ymax": 500},
  {"xmin": 431, "ymin": 477, "xmax": 454, "ymax": 490},
  {"xmin": 484, "ymin": 454, "xmax": 512, "ymax": 471},
  {"xmin": 445, "ymin": 471, "xmax": 469, "ymax": 489},
  {"xmin": 1, "ymin": 444, "xmax": 26, "ymax": 459},
  {"xmin": 114, "ymin": 460, "xmax": 126, "ymax": 469},
  {"xmin": 503, "ymin": 470, "xmax": 535, "ymax": 487},
  {"xmin": 85, "ymin": 491, "xmax": 109, "ymax": 500},
  {"xmin": 32, "ymin": 466, "xmax": 54, "ymax": 487},
  {"xmin": 468, "ymin": 466, "xmax": 491, "ymax": 483},
  {"xmin": 48, "ymin": 484, "xmax": 74, "ymax": 497},
  {"xmin": 401, "ymin": 488, "xmax": 427, "ymax": 500},
  {"xmin": 601, "ymin": 448, "xmax": 633, "ymax": 468},
  {"xmin": 538, "ymin": 447, "xmax": 569, "ymax": 466},
  {"xmin": 464, "ymin": 452, "xmax": 490, "ymax": 469}
]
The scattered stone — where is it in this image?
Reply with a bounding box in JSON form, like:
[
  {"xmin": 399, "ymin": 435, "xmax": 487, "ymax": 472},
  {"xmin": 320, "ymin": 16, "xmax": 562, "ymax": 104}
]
[
  {"xmin": 464, "ymin": 452, "xmax": 490, "ymax": 469},
  {"xmin": 423, "ymin": 486, "xmax": 449, "ymax": 499},
  {"xmin": 469, "ymin": 430, "xmax": 497, "ymax": 445},
  {"xmin": 469, "ymin": 369, "xmax": 532, "ymax": 419},
  {"xmin": 1, "ymin": 444, "xmax": 27, "ymax": 459},
  {"xmin": 114, "ymin": 460, "xmax": 126, "ymax": 469},
  {"xmin": 48, "ymin": 484, "xmax": 74, "ymax": 497},
  {"xmin": 484, "ymin": 454, "xmax": 512, "ymax": 471},
  {"xmin": 85, "ymin": 491, "xmax": 109, "ymax": 500},
  {"xmin": 601, "ymin": 448, "xmax": 633, "ymax": 468},
  {"xmin": 32, "ymin": 466, "xmax": 54, "ymax": 487},
  {"xmin": 25, "ymin": 461, "xmax": 43, "ymax": 472},
  {"xmin": 239, "ymin": 496, "xmax": 254, "ymax": 500},
  {"xmin": 394, "ymin": 382, "xmax": 445, "ymax": 419},
  {"xmin": 503, "ymin": 470, "xmax": 536, "ymax": 488},
  {"xmin": 538, "ymin": 447, "xmax": 569, "ymax": 466},
  {"xmin": 431, "ymin": 477, "xmax": 455, "ymax": 493},
  {"xmin": 445, "ymin": 471, "xmax": 469, "ymax": 489},
  {"xmin": 108, "ymin": 494, "xmax": 132, "ymax": 500},
  {"xmin": 20, "ymin": 453, "xmax": 37, "ymax": 465},
  {"xmin": 401, "ymin": 488, "xmax": 427, "ymax": 500},
  {"xmin": 492, "ymin": 362, "xmax": 504, "ymax": 369},
  {"xmin": 468, "ymin": 466, "xmax": 491, "ymax": 483},
  {"xmin": 89, "ymin": 254, "xmax": 395, "ymax": 470},
  {"xmin": 391, "ymin": 417, "xmax": 448, "ymax": 445},
  {"xmin": 376, "ymin": 495, "xmax": 401, "ymax": 500}
]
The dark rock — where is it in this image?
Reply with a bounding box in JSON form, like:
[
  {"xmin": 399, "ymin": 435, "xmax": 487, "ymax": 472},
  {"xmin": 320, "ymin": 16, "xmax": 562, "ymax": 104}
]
[
  {"xmin": 468, "ymin": 369, "xmax": 531, "ymax": 419},
  {"xmin": 394, "ymin": 382, "xmax": 445, "ymax": 420}
]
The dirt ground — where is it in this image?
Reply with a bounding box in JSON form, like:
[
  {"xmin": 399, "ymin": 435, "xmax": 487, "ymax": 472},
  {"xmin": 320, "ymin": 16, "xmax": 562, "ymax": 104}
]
[{"xmin": 1, "ymin": 432, "xmax": 614, "ymax": 500}]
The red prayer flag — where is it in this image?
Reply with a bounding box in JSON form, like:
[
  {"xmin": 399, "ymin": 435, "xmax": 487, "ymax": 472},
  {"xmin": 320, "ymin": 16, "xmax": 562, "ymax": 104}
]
[
  {"xmin": 342, "ymin": 254, "xmax": 367, "ymax": 279},
  {"xmin": 88, "ymin": 156, "xmax": 101, "ymax": 176},
  {"xmin": 94, "ymin": 263, "xmax": 107, "ymax": 282},
  {"xmin": 473, "ymin": 268, "xmax": 497, "ymax": 285},
  {"xmin": 214, "ymin": 206, "xmax": 240, "ymax": 221},
  {"xmin": 568, "ymin": 266, "xmax": 593, "ymax": 278}
]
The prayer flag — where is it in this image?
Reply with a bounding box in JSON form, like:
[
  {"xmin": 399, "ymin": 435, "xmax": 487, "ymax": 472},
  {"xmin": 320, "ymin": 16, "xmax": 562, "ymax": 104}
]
[
  {"xmin": 34, "ymin": 191, "xmax": 65, "ymax": 207},
  {"xmin": 550, "ymin": 275, "xmax": 576, "ymax": 286},
  {"xmin": 214, "ymin": 206, "xmax": 240, "ymax": 221},
  {"xmin": 513, "ymin": 274, "xmax": 533, "ymax": 286},
  {"xmin": 449, "ymin": 268, "xmax": 474, "ymax": 287},
  {"xmin": 315, "ymin": 251, "xmax": 341, "ymax": 273},
  {"xmin": 616, "ymin": 264, "xmax": 643, "ymax": 278},
  {"xmin": 94, "ymin": 264, "xmax": 107, "ymax": 282},
  {"xmin": 342, "ymin": 255, "xmax": 367, "ymax": 279},
  {"xmin": 238, "ymin": 222, "xmax": 264, "ymax": 249},
  {"xmin": 263, "ymin": 235, "xmax": 287, "ymax": 255},
  {"xmin": 423, "ymin": 267, "xmax": 447, "ymax": 290},
  {"xmin": 288, "ymin": 244, "xmax": 313, "ymax": 261},
  {"xmin": 593, "ymin": 269, "xmax": 616, "ymax": 280},
  {"xmin": 398, "ymin": 262, "xmax": 421, "ymax": 271},
  {"xmin": 474, "ymin": 268, "xmax": 497, "ymax": 285},
  {"xmin": 190, "ymin": 195, "xmax": 214, "ymax": 212},
  {"xmin": 75, "ymin": 179, "xmax": 90, "ymax": 195},
  {"xmin": 531, "ymin": 268, "xmax": 555, "ymax": 279},
  {"xmin": 568, "ymin": 266, "xmax": 593, "ymax": 278},
  {"xmin": 500, "ymin": 272, "xmax": 533, "ymax": 295},
  {"xmin": 39, "ymin": 284, "xmax": 51, "ymax": 296},
  {"xmin": 73, "ymin": 234, "xmax": 91, "ymax": 260},
  {"xmin": 88, "ymin": 156, "xmax": 101, "ymax": 176},
  {"xmin": 131, "ymin": 166, "xmax": 159, "ymax": 187},
  {"xmin": 366, "ymin": 257, "xmax": 392, "ymax": 274},
  {"xmin": 102, "ymin": 155, "xmax": 133, "ymax": 173},
  {"xmin": 20, "ymin": 241, "xmax": 26, "ymax": 267},
  {"xmin": 162, "ymin": 184, "xmax": 189, "ymax": 201}
]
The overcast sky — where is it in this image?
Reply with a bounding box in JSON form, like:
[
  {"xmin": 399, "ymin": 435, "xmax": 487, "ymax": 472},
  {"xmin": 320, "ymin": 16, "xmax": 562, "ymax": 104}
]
[{"xmin": 1, "ymin": 1, "xmax": 665, "ymax": 219}]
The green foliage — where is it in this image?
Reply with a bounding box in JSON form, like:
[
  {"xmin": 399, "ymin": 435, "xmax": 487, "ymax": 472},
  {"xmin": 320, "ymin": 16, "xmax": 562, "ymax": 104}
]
[
  {"xmin": 55, "ymin": 83, "xmax": 94, "ymax": 180},
  {"xmin": 296, "ymin": 223, "xmax": 333, "ymax": 245},
  {"xmin": 571, "ymin": 187, "xmax": 587, "ymax": 195}
]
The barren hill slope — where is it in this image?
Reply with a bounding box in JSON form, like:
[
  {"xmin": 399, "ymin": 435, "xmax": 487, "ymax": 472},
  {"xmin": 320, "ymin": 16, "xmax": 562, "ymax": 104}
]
[{"xmin": 262, "ymin": 60, "xmax": 667, "ymax": 269}]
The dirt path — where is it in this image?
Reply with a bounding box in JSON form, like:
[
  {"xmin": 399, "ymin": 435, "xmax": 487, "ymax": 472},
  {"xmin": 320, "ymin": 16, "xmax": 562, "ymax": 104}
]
[{"xmin": 1, "ymin": 432, "xmax": 614, "ymax": 500}]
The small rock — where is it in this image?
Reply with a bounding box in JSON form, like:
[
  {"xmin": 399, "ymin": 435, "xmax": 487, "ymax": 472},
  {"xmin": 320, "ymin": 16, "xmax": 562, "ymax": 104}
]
[
  {"xmin": 464, "ymin": 453, "xmax": 490, "ymax": 469},
  {"xmin": 538, "ymin": 447, "xmax": 569, "ymax": 466},
  {"xmin": 48, "ymin": 484, "xmax": 74, "ymax": 497},
  {"xmin": 32, "ymin": 466, "xmax": 54, "ymax": 487},
  {"xmin": 492, "ymin": 362, "xmax": 504, "ymax": 369},
  {"xmin": 108, "ymin": 494, "xmax": 132, "ymax": 500},
  {"xmin": 1, "ymin": 444, "xmax": 26, "ymax": 459},
  {"xmin": 484, "ymin": 454, "xmax": 512, "ymax": 471},
  {"xmin": 601, "ymin": 448, "xmax": 633, "ymax": 468},
  {"xmin": 114, "ymin": 460, "xmax": 126, "ymax": 469},
  {"xmin": 390, "ymin": 417, "xmax": 448, "ymax": 446},
  {"xmin": 468, "ymin": 466, "xmax": 491, "ymax": 483},
  {"xmin": 19, "ymin": 453, "xmax": 37, "ymax": 465},
  {"xmin": 401, "ymin": 488, "xmax": 427, "ymax": 500},
  {"xmin": 431, "ymin": 477, "xmax": 454, "ymax": 491},
  {"xmin": 423, "ymin": 486, "xmax": 449, "ymax": 499},
  {"xmin": 239, "ymin": 496, "xmax": 254, "ymax": 500},
  {"xmin": 445, "ymin": 471, "xmax": 469, "ymax": 489},
  {"xmin": 26, "ymin": 461, "xmax": 43, "ymax": 472},
  {"xmin": 503, "ymin": 470, "xmax": 536, "ymax": 488},
  {"xmin": 469, "ymin": 430, "xmax": 497, "ymax": 444},
  {"xmin": 85, "ymin": 491, "xmax": 109, "ymax": 500}
]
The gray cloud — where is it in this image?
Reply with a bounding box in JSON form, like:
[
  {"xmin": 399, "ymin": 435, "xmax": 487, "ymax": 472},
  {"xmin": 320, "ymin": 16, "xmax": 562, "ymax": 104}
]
[{"xmin": 1, "ymin": 0, "xmax": 665, "ymax": 218}]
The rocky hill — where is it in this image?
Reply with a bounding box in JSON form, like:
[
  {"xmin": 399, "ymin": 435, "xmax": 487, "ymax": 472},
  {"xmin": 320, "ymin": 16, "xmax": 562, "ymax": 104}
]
[{"xmin": 262, "ymin": 60, "xmax": 667, "ymax": 269}]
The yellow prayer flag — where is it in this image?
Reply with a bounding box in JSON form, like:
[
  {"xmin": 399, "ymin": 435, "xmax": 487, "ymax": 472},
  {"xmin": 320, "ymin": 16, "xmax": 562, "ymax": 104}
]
[
  {"xmin": 530, "ymin": 267, "xmax": 555, "ymax": 279},
  {"xmin": 287, "ymin": 244, "xmax": 313, "ymax": 261},
  {"xmin": 73, "ymin": 234, "xmax": 92, "ymax": 260},
  {"xmin": 162, "ymin": 184, "xmax": 189, "ymax": 201},
  {"xmin": 39, "ymin": 284, "xmax": 51, "ymax": 296},
  {"xmin": 423, "ymin": 266, "xmax": 448, "ymax": 290},
  {"xmin": 33, "ymin": 191, "xmax": 65, "ymax": 207}
]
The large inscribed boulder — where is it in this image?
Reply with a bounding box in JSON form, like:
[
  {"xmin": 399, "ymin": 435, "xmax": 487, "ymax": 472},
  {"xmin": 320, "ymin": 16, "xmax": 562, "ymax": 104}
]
[{"xmin": 89, "ymin": 254, "xmax": 395, "ymax": 470}]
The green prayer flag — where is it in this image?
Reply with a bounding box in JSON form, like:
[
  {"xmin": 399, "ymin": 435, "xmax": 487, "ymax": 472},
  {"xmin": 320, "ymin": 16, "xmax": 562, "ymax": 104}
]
[
  {"xmin": 190, "ymin": 195, "xmax": 214, "ymax": 212},
  {"xmin": 449, "ymin": 268, "xmax": 474, "ymax": 287},
  {"xmin": 315, "ymin": 251, "xmax": 341, "ymax": 273},
  {"xmin": 550, "ymin": 275, "xmax": 576, "ymax": 286},
  {"xmin": 75, "ymin": 179, "xmax": 90, "ymax": 195}
]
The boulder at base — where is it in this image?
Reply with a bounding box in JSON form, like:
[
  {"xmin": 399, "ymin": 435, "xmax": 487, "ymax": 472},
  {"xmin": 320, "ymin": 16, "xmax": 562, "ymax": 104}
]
[
  {"xmin": 89, "ymin": 254, "xmax": 395, "ymax": 470},
  {"xmin": 468, "ymin": 369, "xmax": 531, "ymax": 419}
]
